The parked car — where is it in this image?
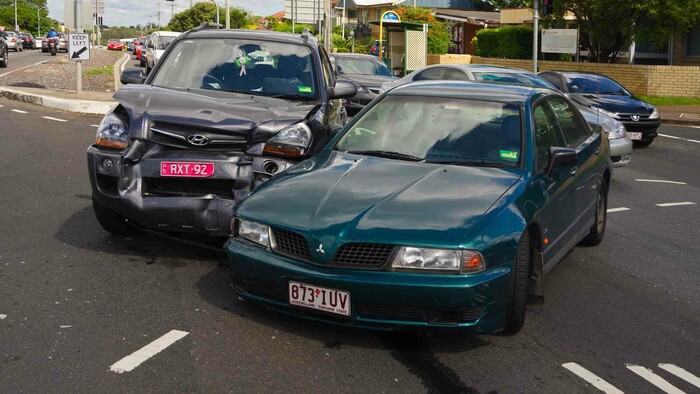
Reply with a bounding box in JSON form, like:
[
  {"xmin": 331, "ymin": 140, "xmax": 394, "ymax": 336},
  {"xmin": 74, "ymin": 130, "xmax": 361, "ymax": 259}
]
[
  {"xmin": 143, "ymin": 31, "xmax": 181, "ymax": 74},
  {"xmin": 0, "ymin": 38, "xmax": 8, "ymax": 68},
  {"xmin": 124, "ymin": 39, "xmax": 135, "ymax": 51},
  {"xmin": 88, "ymin": 27, "xmax": 356, "ymax": 237},
  {"xmin": 137, "ymin": 35, "xmax": 148, "ymax": 64},
  {"xmin": 328, "ymin": 53, "xmax": 396, "ymax": 115},
  {"xmin": 19, "ymin": 33, "xmax": 36, "ymax": 50},
  {"xmin": 226, "ymin": 81, "xmax": 612, "ymax": 334},
  {"xmin": 381, "ymin": 64, "xmax": 633, "ymax": 168},
  {"xmin": 107, "ymin": 39, "xmax": 123, "ymax": 51},
  {"xmin": 41, "ymin": 33, "xmax": 67, "ymax": 52},
  {"xmin": 133, "ymin": 36, "xmax": 145, "ymax": 56},
  {"xmin": 4, "ymin": 32, "xmax": 22, "ymax": 52},
  {"xmin": 538, "ymin": 71, "xmax": 660, "ymax": 147},
  {"xmin": 369, "ymin": 39, "xmax": 386, "ymax": 57}
]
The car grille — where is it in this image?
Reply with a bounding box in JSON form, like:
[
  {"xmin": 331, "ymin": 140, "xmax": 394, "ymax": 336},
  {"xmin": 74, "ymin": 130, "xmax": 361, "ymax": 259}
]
[
  {"xmin": 617, "ymin": 113, "xmax": 651, "ymax": 121},
  {"xmin": 142, "ymin": 178, "xmax": 235, "ymax": 199},
  {"xmin": 332, "ymin": 243, "xmax": 396, "ymax": 269},
  {"xmin": 149, "ymin": 122, "xmax": 248, "ymax": 152},
  {"xmin": 271, "ymin": 228, "xmax": 312, "ymax": 260}
]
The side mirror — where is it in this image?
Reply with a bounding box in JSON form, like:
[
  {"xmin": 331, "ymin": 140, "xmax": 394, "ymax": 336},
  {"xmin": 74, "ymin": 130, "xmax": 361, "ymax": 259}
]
[
  {"xmin": 327, "ymin": 80, "xmax": 357, "ymax": 100},
  {"xmin": 120, "ymin": 68, "xmax": 145, "ymax": 85},
  {"xmin": 147, "ymin": 42, "xmax": 154, "ymax": 49},
  {"xmin": 547, "ymin": 147, "xmax": 578, "ymax": 177}
]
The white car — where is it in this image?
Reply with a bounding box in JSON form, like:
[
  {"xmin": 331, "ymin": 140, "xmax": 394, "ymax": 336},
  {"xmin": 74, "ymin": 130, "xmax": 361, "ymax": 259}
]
[
  {"xmin": 4, "ymin": 32, "xmax": 22, "ymax": 52},
  {"xmin": 144, "ymin": 31, "xmax": 180, "ymax": 74}
]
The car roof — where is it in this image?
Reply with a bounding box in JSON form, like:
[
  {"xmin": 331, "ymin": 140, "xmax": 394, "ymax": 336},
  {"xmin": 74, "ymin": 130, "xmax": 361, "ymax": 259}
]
[
  {"xmin": 333, "ymin": 53, "xmax": 379, "ymax": 60},
  {"xmin": 387, "ymin": 81, "xmax": 551, "ymax": 103},
  {"xmin": 153, "ymin": 31, "xmax": 181, "ymax": 37},
  {"xmin": 182, "ymin": 29, "xmax": 319, "ymax": 47}
]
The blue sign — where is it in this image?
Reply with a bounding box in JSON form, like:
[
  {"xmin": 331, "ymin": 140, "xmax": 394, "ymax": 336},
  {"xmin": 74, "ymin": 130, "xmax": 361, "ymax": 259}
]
[{"xmin": 381, "ymin": 11, "xmax": 401, "ymax": 23}]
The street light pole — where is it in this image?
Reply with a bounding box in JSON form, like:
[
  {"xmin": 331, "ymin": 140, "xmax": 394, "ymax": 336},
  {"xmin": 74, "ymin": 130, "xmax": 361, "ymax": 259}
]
[
  {"xmin": 208, "ymin": 0, "xmax": 220, "ymax": 25},
  {"xmin": 225, "ymin": 0, "xmax": 230, "ymax": 28},
  {"xmin": 14, "ymin": 0, "xmax": 18, "ymax": 31},
  {"xmin": 532, "ymin": 0, "xmax": 539, "ymax": 73}
]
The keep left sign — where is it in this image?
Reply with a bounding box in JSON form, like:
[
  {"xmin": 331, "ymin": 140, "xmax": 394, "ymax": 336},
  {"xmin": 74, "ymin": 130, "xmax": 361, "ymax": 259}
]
[{"xmin": 68, "ymin": 33, "xmax": 90, "ymax": 61}]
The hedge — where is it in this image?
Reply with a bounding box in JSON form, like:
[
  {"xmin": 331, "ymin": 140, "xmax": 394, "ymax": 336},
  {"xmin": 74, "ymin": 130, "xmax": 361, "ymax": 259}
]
[{"xmin": 474, "ymin": 26, "xmax": 533, "ymax": 59}]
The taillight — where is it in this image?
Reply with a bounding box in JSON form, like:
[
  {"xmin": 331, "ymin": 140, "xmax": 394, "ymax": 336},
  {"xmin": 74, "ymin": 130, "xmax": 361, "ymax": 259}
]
[{"xmin": 11, "ymin": 39, "xmax": 16, "ymax": 43}]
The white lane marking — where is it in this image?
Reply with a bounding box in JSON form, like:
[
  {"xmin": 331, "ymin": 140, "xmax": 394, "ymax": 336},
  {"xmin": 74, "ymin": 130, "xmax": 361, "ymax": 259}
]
[
  {"xmin": 659, "ymin": 133, "xmax": 700, "ymax": 144},
  {"xmin": 656, "ymin": 202, "xmax": 696, "ymax": 207},
  {"xmin": 607, "ymin": 207, "xmax": 631, "ymax": 213},
  {"xmin": 0, "ymin": 104, "xmax": 4, "ymax": 107},
  {"xmin": 562, "ymin": 363, "xmax": 624, "ymax": 394},
  {"xmin": 109, "ymin": 329, "xmax": 189, "ymax": 373},
  {"xmin": 11, "ymin": 109, "xmax": 28, "ymax": 114},
  {"xmin": 42, "ymin": 116, "xmax": 67, "ymax": 122},
  {"xmin": 658, "ymin": 364, "xmax": 700, "ymax": 389},
  {"xmin": 635, "ymin": 179, "xmax": 687, "ymax": 185},
  {"xmin": 626, "ymin": 364, "xmax": 686, "ymax": 394},
  {"xmin": 691, "ymin": 126, "xmax": 700, "ymax": 129},
  {"xmin": 91, "ymin": 124, "xmax": 100, "ymax": 127}
]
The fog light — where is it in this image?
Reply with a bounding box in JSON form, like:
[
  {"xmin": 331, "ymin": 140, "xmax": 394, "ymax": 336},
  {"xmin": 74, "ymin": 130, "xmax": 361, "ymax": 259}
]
[
  {"xmin": 263, "ymin": 161, "xmax": 280, "ymax": 174},
  {"xmin": 100, "ymin": 157, "xmax": 114, "ymax": 172}
]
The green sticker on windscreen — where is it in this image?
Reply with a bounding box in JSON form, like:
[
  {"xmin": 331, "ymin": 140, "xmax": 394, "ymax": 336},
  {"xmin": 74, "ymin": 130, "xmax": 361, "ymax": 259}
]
[
  {"xmin": 298, "ymin": 86, "xmax": 312, "ymax": 93},
  {"xmin": 500, "ymin": 150, "xmax": 519, "ymax": 160}
]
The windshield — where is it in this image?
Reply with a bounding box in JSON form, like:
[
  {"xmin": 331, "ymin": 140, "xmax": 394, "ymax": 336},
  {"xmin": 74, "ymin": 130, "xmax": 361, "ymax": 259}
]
[
  {"xmin": 473, "ymin": 72, "xmax": 556, "ymax": 89},
  {"xmin": 335, "ymin": 95, "xmax": 522, "ymax": 167},
  {"xmin": 565, "ymin": 74, "xmax": 630, "ymax": 95},
  {"xmin": 151, "ymin": 38, "xmax": 318, "ymax": 99},
  {"xmin": 337, "ymin": 57, "xmax": 392, "ymax": 76},
  {"xmin": 158, "ymin": 35, "xmax": 176, "ymax": 50}
]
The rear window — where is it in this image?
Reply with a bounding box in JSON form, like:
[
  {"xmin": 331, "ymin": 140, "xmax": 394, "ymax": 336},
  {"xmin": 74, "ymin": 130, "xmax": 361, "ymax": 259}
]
[
  {"xmin": 564, "ymin": 74, "xmax": 630, "ymax": 95},
  {"xmin": 472, "ymin": 72, "xmax": 556, "ymax": 89},
  {"xmin": 158, "ymin": 36, "xmax": 177, "ymax": 50}
]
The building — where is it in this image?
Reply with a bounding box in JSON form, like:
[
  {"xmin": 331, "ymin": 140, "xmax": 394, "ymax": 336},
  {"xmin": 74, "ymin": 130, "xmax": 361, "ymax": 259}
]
[
  {"xmin": 434, "ymin": 10, "xmax": 499, "ymax": 54},
  {"xmin": 63, "ymin": 0, "xmax": 103, "ymax": 32}
]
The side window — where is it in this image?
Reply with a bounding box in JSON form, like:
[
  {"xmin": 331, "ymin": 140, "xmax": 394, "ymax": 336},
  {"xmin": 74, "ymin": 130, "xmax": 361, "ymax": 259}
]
[
  {"xmin": 447, "ymin": 69, "xmax": 471, "ymax": 81},
  {"xmin": 539, "ymin": 73, "xmax": 563, "ymax": 90},
  {"xmin": 548, "ymin": 97, "xmax": 589, "ymax": 148},
  {"xmin": 318, "ymin": 47, "xmax": 334, "ymax": 87},
  {"xmin": 413, "ymin": 67, "xmax": 449, "ymax": 81},
  {"xmin": 533, "ymin": 103, "xmax": 564, "ymax": 170}
]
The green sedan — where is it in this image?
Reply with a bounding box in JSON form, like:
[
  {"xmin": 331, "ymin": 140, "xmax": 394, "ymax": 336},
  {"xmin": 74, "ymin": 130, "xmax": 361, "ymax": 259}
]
[{"xmin": 226, "ymin": 81, "xmax": 612, "ymax": 334}]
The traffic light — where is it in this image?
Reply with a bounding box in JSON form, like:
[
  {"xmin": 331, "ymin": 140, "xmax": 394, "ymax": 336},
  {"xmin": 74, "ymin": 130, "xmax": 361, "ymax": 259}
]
[{"xmin": 542, "ymin": 0, "xmax": 554, "ymax": 16}]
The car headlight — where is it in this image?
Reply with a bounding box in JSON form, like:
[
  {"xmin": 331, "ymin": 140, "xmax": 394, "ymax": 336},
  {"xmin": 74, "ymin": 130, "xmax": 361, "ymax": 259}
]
[
  {"xmin": 609, "ymin": 119, "xmax": 627, "ymax": 139},
  {"xmin": 235, "ymin": 218, "xmax": 270, "ymax": 247},
  {"xmin": 391, "ymin": 247, "xmax": 485, "ymax": 274},
  {"xmin": 263, "ymin": 122, "xmax": 313, "ymax": 158},
  {"xmin": 649, "ymin": 108, "xmax": 659, "ymax": 119},
  {"xmin": 595, "ymin": 107, "xmax": 620, "ymax": 120},
  {"xmin": 95, "ymin": 113, "xmax": 129, "ymax": 149}
]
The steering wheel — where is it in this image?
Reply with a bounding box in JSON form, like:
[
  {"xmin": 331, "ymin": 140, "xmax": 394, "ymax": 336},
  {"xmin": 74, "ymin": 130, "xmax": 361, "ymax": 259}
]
[{"xmin": 202, "ymin": 74, "xmax": 225, "ymax": 89}]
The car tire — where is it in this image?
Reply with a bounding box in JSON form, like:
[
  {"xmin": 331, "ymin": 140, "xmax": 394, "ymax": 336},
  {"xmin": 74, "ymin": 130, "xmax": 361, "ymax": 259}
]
[
  {"xmin": 503, "ymin": 231, "xmax": 530, "ymax": 335},
  {"xmin": 92, "ymin": 196, "xmax": 134, "ymax": 235},
  {"xmin": 42, "ymin": 49, "xmax": 47, "ymax": 53},
  {"xmin": 139, "ymin": 57, "xmax": 145, "ymax": 68},
  {"xmin": 633, "ymin": 139, "xmax": 653, "ymax": 148},
  {"xmin": 0, "ymin": 50, "xmax": 8, "ymax": 68},
  {"xmin": 581, "ymin": 181, "xmax": 608, "ymax": 246}
]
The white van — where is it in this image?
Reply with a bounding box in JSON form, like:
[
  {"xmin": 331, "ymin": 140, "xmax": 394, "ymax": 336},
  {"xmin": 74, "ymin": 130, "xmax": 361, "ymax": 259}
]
[{"xmin": 144, "ymin": 31, "xmax": 181, "ymax": 74}]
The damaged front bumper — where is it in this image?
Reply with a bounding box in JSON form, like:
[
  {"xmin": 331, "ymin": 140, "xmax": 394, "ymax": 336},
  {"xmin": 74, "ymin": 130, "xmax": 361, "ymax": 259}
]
[{"xmin": 87, "ymin": 141, "xmax": 294, "ymax": 237}]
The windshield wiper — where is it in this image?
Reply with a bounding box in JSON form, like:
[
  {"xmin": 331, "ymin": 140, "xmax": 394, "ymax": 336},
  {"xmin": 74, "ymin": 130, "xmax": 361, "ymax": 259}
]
[
  {"xmin": 345, "ymin": 150, "xmax": 423, "ymax": 162},
  {"xmin": 269, "ymin": 93, "xmax": 317, "ymax": 100},
  {"xmin": 425, "ymin": 158, "xmax": 508, "ymax": 168},
  {"xmin": 218, "ymin": 89, "xmax": 268, "ymax": 96}
]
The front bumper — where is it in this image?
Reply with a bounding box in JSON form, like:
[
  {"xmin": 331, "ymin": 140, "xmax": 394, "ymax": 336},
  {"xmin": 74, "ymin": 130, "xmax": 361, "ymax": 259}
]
[
  {"xmin": 88, "ymin": 140, "xmax": 297, "ymax": 237},
  {"xmin": 226, "ymin": 239, "xmax": 511, "ymax": 333},
  {"xmin": 609, "ymin": 137, "xmax": 632, "ymax": 167},
  {"xmin": 622, "ymin": 119, "xmax": 660, "ymax": 141}
]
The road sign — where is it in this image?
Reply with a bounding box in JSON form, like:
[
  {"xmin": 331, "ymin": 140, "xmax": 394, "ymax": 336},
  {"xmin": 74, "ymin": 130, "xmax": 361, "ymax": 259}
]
[
  {"xmin": 541, "ymin": 29, "xmax": 578, "ymax": 54},
  {"xmin": 68, "ymin": 33, "xmax": 90, "ymax": 61}
]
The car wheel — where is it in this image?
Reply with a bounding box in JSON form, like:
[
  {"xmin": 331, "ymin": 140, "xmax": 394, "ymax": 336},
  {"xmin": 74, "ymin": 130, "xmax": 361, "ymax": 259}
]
[
  {"xmin": 581, "ymin": 181, "xmax": 608, "ymax": 246},
  {"xmin": 92, "ymin": 196, "xmax": 134, "ymax": 235},
  {"xmin": 503, "ymin": 231, "xmax": 530, "ymax": 335},
  {"xmin": 145, "ymin": 63, "xmax": 151, "ymax": 75},
  {"xmin": 0, "ymin": 50, "xmax": 8, "ymax": 68},
  {"xmin": 633, "ymin": 139, "xmax": 653, "ymax": 148},
  {"xmin": 139, "ymin": 57, "xmax": 145, "ymax": 67}
]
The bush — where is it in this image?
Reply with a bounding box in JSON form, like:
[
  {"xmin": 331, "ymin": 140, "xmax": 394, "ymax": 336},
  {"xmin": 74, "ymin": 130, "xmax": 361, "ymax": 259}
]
[
  {"xmin": 474, "ymin": 26, "xmax": 533, "ymax": 59},
  {"xmin": 395, "ymin": 6, "xmax": 452, "ymax": 54},
  {"xmin": 273, "ymin": 21, "xmax": 316, "ymax": 35}
]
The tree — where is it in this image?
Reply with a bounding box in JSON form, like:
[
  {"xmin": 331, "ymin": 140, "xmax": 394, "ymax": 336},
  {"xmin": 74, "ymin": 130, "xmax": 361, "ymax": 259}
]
[
  {"xmin": 558, "ymin": 0, "xmax": 700, "ymax": 62},
  {"xmin": 167, "ymin": 3, "xmax": 249, "ymax": 32},
  {"xmin": 0, "ymin": 0, "xmax": 56, "ymax": 35},
  {"xmin": 395, "ymin": 6, "xmax": 452, "ymax": 54}
]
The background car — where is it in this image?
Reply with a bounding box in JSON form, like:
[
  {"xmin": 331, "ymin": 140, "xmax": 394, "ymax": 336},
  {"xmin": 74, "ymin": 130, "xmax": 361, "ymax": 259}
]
[
  {"xmin": 328, "ymin": 53, "xmax": 396, "ymax": 116},
  {"xmin": 132, "ymin": 36, "xmax": 145, "ymax": 56},
  {"xmin": 19, "ymin": 33, "xmax": 36, "ymax": 50},
  {"xmin": 41, "ymin": 32, "xmax": 67, "ymax": 52},
  {"xmin": 107, "ymin": 39, "xmax": 123, "ymax": 51},
  {"xmin": 4, "ymin": 32, "xmax": 22, "ymax": 52},
  {"xmin": 577, "ymin": 106, "xmax": 632, "ymax": 167},
  {"xmin": 538, "ymin": 71, "xmax": 660, "ymax": 147},
  {"xmin": 369, "ymin": 39, "xmax": 386, "ymax": 57},
  {"xmin": 0, "ymin": 38, "xmax": 8, "ymax": 67},
  {"xmin": 227, "ymin": 81, "xmax": 611, "ymax": 335},
  {"xmin": 143, "ymin": 31, "xmax": 180, "ymax": 74}
]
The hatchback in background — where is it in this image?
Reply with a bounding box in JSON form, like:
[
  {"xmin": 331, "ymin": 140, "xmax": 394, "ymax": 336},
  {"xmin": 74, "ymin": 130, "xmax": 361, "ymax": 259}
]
[
  {"xmin": 107, "ymin": 39, "xmax": 123, "ymax": 51},
  {"xmin": 19, "ymin": 33, "xmax": 36, "ymax": 50},
  {"xmin": 4, "ymin": 32, "xmax": 22, "ymax": 52},
  {"xmin": 143, "ymin": 31, "xmax": 180, "ymax": 74},
  {"xmin": 369, "ymin": 40, "xmax": 386, "ymax": 57},
  {"xmin": 538, "ymin": 71, "xmax": 660, "ymax": 147},
  {"xmin": 328, "ymin": 53, "xmax": 396, "ymax": 115}
]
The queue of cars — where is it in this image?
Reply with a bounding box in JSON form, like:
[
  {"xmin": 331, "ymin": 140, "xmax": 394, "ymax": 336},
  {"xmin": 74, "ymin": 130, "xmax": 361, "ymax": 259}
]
[{"xmin": 88, "ymin": 25, "xmax": 658, "ymax": 335}]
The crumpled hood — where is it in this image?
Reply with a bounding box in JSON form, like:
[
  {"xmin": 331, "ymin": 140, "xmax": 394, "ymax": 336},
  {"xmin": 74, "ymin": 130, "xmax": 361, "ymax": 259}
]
[
  {"xmin": 238, "ymin": 150, "xmax": 522, "ymax": 249},
  {"xmin": 570, "ymin": 93, "xmax": 654, "ymax": 115},
  {"xmin": 340, "ymin": 74, "xmax": 397, "ymax": 88},
  {"xmin": 115, "ymin": 85, "xmax": 318, "ymax": 142}
]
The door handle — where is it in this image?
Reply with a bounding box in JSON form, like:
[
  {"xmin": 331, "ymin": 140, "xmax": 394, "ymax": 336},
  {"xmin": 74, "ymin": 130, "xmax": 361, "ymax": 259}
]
[
  {"xmin": 569, "ymin": 166, "xmax": 577, "ymax": 177},
  {"xmin": 593, "ymin": 147, "xmax": 600, "ymax": 156}
]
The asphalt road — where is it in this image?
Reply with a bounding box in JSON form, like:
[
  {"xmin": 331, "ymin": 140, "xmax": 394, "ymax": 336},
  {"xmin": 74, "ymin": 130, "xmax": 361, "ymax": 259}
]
[
  {"xmin": 0, "ymin": 47, "xmax": 58, "ymax": 75},
  {"xmin": 0, "ymin": 99, "xmax": 698, "ymax": 393}
]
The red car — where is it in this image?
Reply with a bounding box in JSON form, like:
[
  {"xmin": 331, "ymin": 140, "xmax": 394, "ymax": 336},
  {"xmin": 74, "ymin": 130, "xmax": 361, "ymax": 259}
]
[{"xmin": 107, "ymin": 39, "xmax": 123, "ymax": 51}]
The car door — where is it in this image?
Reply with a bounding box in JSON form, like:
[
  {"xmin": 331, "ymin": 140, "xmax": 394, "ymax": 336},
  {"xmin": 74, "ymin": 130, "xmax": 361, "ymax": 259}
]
[
  {"xmin": 547, "ymin": 96, "xmax": 602, "ymax": 232},
  {"xmin": 530, "ymin": 98, "xmax": 577, "ymax": 270}
]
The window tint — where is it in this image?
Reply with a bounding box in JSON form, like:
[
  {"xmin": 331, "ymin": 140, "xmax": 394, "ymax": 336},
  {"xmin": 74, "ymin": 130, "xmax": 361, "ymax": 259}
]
[
  {"xmin": 447, "ymin": 69, "xmax": 471, "ymax": 81},
  {"xmin": 538, "ymin": 73, "xmax": 563, "ymax": 90},
  {"xmin": 564, "ymin": 74, "xmax": 629, "ymax": 95},
  {"xmin": 533, "ymin": 103, "xmax": 564, "ymax": 170},
  {"xmin": 472, "ymin": 72, "xmax": 556, "ymax": 89},
  {"xmin": 413, "ymin": 67, "xmax": 449, "ymax": 81},
  {"xmin": 548, "ymin": 97, "xmax": 589, "ymax": 148},
  {"xmin": 319, "ymin": 47, "xmax": 334, "ymax": 87}
]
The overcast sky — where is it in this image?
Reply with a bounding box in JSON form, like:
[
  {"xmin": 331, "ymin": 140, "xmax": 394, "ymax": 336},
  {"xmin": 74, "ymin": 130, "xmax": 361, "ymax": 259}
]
[{"xmin": 47, "ymin": 0, "xmax": 284, "ymax": 27}]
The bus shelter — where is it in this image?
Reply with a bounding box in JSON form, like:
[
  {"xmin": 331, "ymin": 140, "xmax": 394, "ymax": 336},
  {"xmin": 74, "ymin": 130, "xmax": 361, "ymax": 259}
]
[{"xmin": 369, "ymin": 11, "xmax": 428, "ymax": 76}]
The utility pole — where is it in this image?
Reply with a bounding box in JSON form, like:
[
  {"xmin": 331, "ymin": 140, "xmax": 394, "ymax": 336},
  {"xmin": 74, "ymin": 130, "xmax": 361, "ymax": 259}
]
[
  {"xmin": 157, "ymin": 0, "xmax": 161, "ymax": 28},
  {"xmin": 14, "ymin": 0, "xmax": 18, "ymax": 31},
  {"xmin": 532, "ymin": 0, "xmax": 539, "ymax": 73},
  {"xmin": 225, "ymin": 0, "xmax": 230, "ymax": 28},
  {"xmin": 324, "ymin": 0, "xmax": 331, "ymax": 51},
  {"xmin": 291, "ymin": 0, "xmax": 295, "ymax": 33}
]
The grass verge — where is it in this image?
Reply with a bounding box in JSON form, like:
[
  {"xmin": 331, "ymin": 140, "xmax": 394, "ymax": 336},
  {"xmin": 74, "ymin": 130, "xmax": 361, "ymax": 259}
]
[
  {"xmin": 639, "ymin": 96, "xmax": 700, "ymax": 106},
  {"xmin": 86, "ymin": 65, "xmax": 114, "ymax": 76}
]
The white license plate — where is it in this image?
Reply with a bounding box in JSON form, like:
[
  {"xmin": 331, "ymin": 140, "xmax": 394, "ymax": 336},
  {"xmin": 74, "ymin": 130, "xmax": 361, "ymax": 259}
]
[
  {"xmin": 627, "ymin": 132, "xmax": 642, "ymax": 140},
  {"xmin": 289, "ymin": 281, "xmax": 351, "ymax": 316}
]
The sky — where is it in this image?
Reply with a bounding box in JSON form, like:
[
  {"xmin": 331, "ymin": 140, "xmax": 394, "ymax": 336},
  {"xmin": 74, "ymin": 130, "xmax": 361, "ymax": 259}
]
[{"xmin": 47, "ymin": 0, "xmax": 285, "ymax": 27}]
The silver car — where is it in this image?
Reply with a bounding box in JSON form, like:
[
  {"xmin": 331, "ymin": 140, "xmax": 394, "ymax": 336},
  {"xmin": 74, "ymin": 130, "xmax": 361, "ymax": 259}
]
[
  {"xmin": 577, "ymin": 106, "xmax": 632, "ymax": 167},
  {"xmin": 4, "ymin": 32, "xmax": 23, "ymax": 52}
]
